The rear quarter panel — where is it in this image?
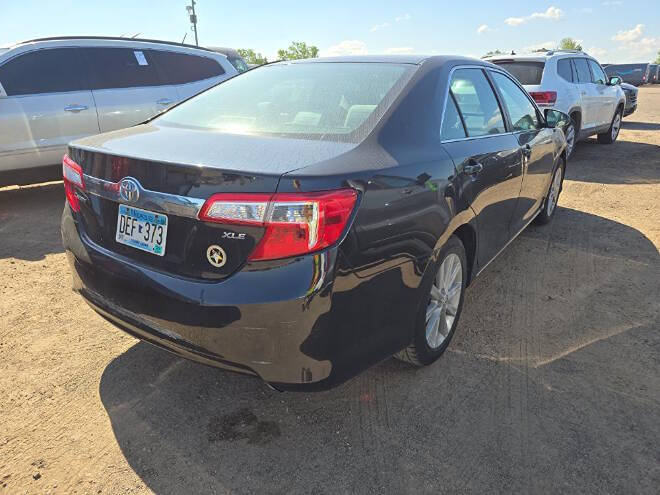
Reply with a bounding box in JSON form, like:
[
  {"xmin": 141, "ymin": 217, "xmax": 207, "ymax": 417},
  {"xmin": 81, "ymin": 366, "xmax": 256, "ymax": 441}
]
[
  {"xmin": 277, "ymin": 139, "xmax": 464, "ymax": 372},
  {"xmin": 538, "ymin": 58, "xmax": 581, "ymax": 117}
]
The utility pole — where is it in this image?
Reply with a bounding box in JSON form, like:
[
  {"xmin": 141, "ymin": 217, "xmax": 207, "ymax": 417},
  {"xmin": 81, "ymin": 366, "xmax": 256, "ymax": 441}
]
[{"xmin": 186, "ymin": 0, "xmax": 199, "ymax": 46}]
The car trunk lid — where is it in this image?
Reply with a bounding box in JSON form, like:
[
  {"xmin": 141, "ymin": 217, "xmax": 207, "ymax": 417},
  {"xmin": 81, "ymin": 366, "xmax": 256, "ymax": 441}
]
[{"xmin": 68, "ymin": 123, "xmax": 357, "ymax": 280}]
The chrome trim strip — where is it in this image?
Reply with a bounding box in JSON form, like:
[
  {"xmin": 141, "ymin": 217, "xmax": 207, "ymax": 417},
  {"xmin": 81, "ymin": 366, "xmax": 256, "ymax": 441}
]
[
  {"xmin": 441, "ymin": 131, "xmax": 515, "ymax": 144},
  {"xmin": 83, "ymin": 174, "xmax": 205, "ymax": 219},
  {"xmin": 439, "ymin": 64, "xmax": 546, "ymax": 144}
]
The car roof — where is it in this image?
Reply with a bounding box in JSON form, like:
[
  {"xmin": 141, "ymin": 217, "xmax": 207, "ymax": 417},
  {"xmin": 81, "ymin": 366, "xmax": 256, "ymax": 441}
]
[
  {"xmin": 6, "ymin": 36, "xmax": 213, "ymax": 53},
  {"xmin": 207, "ymin": 46, "xmax": 241, "ymax": 58},
  {"xmin": 278, "ymin": 55, "xmax": 492, "ymax": 67},
  {"xmin": 486, "ymin": 50, "xmax": 594, "ymax": 62},
  {"xmin": 599, "ymin": 62, "xmax": 648, "ymax": 67}
]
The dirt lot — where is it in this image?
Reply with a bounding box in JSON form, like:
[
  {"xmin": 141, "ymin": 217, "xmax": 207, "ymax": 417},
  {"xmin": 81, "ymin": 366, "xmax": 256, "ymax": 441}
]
[{"xmin": 1, "ymin": 87, "xmax": 659, "ymax": 495}]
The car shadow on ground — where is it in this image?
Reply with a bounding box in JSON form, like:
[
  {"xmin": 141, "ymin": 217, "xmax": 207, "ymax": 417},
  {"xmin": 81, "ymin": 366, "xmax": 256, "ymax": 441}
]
[
  {"xmin": 568, "ymin": 138, "xmax": 660, "ymax": 184},
  {"xmin": 621, "ymin": 121, "xmax": 660, "ymax": 131},
  {"xmin": 0, "ymin": 183, "xmax": 65, "ymax": 261},
  {"xmin": 98, "ymin": 207, "xmax": 660, "ymax": 494}
]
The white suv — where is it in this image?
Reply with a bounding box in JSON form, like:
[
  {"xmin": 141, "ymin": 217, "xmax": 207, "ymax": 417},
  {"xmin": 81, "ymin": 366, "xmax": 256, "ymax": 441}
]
[
  {"xmin": 0, "ymin": 37, "xmax": 238, "ymax": 184},
  {"xmin": 486, "ymin": 50, "xmax": 625, "ymax": 157}
]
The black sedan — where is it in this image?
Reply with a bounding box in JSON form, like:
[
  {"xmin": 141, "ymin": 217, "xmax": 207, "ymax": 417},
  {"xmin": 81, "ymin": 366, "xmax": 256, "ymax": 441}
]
[{"xmin": 61, "ymin": 55, "xmax": 568, "ymax": 391}]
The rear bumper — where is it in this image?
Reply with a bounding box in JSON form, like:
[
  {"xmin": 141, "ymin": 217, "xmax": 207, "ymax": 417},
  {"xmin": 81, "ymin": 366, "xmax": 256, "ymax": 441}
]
[{"xmin": 62, "ymin": 205, "xmax": 347, "ymax": 390}]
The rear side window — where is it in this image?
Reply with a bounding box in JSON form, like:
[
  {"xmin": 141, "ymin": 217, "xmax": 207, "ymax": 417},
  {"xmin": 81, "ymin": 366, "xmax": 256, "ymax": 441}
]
[
  {"xmin": 450, "ymin": 68, "xmax": 505, "ymax": 137},
  {"xmin": 573, "ymin": 58, "xmax": 592, "ymax": 83},
  {"xmin": 490, "ymin": 72, "xmax": 539, "ymax": 131},
  {"xmin": 83, "ymin": 48, "xmax": 161, "ymax": 89},
  {"xmin": 0, "ymin": 48, "xmax": 86, "ymax": 96},
  {"xmin": 588, "ymin": 60, "xmax": 607, "ymax": 84},
  {"xmin": 228, "ymin": 56, "xmax": 249, "ymax": 73},
  {"xmin": 150, "ymin": 51, "xmax": 225, "ymax": 84},
  {"xmin": 440, "ymin": 92, "xmax": 467, "ymax": 140},
  {"xmin": 557, "ymin": 59, "xmax": 573, "ymax": 82},
  {"xmin": 491, "ymin": 61, "xmax": 545, "ymax": 85}
]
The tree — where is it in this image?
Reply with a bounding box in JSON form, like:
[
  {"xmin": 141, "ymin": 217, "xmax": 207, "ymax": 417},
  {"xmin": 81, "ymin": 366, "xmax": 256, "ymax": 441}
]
[
  {"xmin": 558, "ymin": 38, "xmax": 583, "ymax": 51},
  {"xmin": 237, "ymin": 48, "xmax": 268, "ymax": 65},
  {"xmin": 482, "ymin": 49, "xmax": 504, "ymax": 58},
  {"xmin": 654, "ymin": 50, "xmax": 660, "ymax": 64},
  {"xmin": 277, "ymin": 41, "xmax": 319, "ymax": 60}
]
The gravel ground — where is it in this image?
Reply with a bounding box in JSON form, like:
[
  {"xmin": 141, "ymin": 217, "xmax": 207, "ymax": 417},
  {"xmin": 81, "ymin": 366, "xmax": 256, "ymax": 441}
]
[{"xmin": 1, "ymin": 87, "xmax": 659, "ymax": 495}]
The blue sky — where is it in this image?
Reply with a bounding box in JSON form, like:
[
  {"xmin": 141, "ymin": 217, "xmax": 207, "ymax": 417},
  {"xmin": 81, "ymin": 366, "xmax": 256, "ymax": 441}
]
[{"xmin": 1, "ymin": 1, "xmax": 658, "ymax": 63}]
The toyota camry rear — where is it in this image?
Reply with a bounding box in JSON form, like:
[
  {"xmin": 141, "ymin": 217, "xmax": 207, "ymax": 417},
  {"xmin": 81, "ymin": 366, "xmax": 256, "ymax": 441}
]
[
  {"xmin": 63, "ymin": 56, "xmax": 564, "ymax": 390},
  {"xmin": 61, "ymin": 59, "xmax": 424, "ymax": 390}
]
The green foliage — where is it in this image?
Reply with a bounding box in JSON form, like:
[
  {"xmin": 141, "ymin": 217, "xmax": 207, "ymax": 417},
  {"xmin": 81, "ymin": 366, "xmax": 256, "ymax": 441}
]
[
  {"xmin": 483, "ymin": 49, "xmax": 504, "ymax": 58},
  {"xmin": 558, "ymin": 38, "xmax": 583, "ymax": 51},
  {"xmin": 655, "ymin": 50, "xmax": 660, "ymax": 64},
  {"xmin": 237, "ymin": 48, "xmax": 268, "ymax": 65},
  {"xmin": 277, "ymin": 41, "xmax": 319, "ymax": 61}
]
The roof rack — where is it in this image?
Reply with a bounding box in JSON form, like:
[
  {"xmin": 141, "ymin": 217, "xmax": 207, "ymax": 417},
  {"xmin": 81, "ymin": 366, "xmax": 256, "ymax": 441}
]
[
  {"xmin": 545, "ymin": 49, "xmax": 587, "ymax": 56},
  {"xmin": 12, "ymin": 35, "xmax": 212, "ymax": 52}
]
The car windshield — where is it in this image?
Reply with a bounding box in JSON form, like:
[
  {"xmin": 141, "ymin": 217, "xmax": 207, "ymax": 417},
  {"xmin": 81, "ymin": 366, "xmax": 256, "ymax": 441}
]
[
  {"xmin": 157, "ymin": 62, "xmax": 413, "ymax": 140},
  {"xmin": 491, "ymin": 61, "xmax": 545, "ymax": 85}
]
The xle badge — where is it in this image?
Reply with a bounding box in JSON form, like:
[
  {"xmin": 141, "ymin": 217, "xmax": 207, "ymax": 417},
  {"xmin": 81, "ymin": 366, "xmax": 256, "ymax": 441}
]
[{"xmin": 207, "ymin": 245, "xmax": 227, "ymax": 268}]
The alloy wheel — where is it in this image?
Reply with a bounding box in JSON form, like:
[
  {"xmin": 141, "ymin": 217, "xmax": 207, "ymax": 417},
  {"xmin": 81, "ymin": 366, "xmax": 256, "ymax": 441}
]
[
  {"xmin": 546, "ymin": 166, "xmax": 563, "ymax": 216},
  {"xmin": 611, "ymin": 112, "xmax": 622, "ymax": 141},
  {"xmin": 425, "ymin": 253, "xmax": 462, "ymax": 349},
  {"xmin": 565, "ymin": 122, "xmax": 576, "ymax": 157}
]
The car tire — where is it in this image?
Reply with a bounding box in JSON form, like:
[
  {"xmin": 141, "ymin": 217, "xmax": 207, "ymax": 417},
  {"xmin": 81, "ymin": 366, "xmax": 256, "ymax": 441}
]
[
  {"xmin": 394, "ymin": 235, "xmax": 467, "ymax": 367},
  {"xmin": 535, "ymin": 158, "xmax": 565, "ymax": 225},
  {"xmin": 564, "ymin": 114, "xmax": 578, "ymax": 159},
  {"xmin": 597, "ymin": 107, "xmax": 623, "ymax": 144}
]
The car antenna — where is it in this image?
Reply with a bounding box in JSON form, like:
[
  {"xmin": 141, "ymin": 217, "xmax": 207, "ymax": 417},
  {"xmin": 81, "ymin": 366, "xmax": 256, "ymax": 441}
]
[{"xmin": 511, "ymin": 50, "xmax": 516, "ymax": 55}]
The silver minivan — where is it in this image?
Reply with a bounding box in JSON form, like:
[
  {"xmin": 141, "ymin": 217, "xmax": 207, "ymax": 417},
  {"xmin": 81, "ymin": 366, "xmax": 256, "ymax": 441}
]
[{"xmin": 0, "ymin": 37, "xmax": 238, "ymax": 184}]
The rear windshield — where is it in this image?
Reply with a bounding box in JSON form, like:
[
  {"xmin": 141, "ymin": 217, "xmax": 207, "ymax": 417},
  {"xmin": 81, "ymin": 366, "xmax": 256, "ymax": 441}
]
[
  {"xmin": 491, "ymin": 61, "xmax": 545, "ymax": 85},
  {"xmin": 157, "ymin": 62, "xmax": 413, "ymax": 140}
]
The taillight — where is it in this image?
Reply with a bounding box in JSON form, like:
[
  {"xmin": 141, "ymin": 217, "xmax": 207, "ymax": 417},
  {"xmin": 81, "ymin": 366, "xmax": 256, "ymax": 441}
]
[
  {"xmin": 529, "ymin": 91, "xmax": 557, "ymax": 106},
  {"xmin": 199, "ymin": 189, "xmax": 358, "ymax": 261},
  {"xmin": 62, "ymin": 154, "xmax": 85, "ymax": 212}
]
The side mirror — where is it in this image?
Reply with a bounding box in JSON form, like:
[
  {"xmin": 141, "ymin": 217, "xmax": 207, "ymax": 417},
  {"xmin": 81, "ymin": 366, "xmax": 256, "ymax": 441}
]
[
  {"xmin": 608, "ymin": 76, "xmax": 622, "ymax": 86},
  {"xmin": 544, "ymin": 109, "xmax": 570, "ymax": 129}
]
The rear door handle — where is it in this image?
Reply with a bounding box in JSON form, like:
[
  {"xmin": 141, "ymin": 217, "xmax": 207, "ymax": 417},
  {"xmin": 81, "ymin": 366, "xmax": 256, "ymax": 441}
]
[
  {"xmin": 463, "ymin": 162, "xmax": 483, "ymax": 175},
  {"xmin": 157, "ymin": 98, "xmax": 175, "ymax": 106},
  {"xmin": 64, "ymin": 104, "xmax": 88, "ymax": 112}
]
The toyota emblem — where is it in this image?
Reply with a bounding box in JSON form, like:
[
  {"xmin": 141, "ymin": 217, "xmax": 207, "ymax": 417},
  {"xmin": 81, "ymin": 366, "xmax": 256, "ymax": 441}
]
[{"xmin": 119, "ymin": 177, "xmax": 140, "ymax": 203}]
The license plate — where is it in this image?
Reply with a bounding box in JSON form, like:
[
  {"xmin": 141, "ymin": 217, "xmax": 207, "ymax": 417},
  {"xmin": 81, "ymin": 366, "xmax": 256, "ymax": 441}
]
[{"xmin": 115, "ymin": 204, "xmax": 168, "ymax": 256}]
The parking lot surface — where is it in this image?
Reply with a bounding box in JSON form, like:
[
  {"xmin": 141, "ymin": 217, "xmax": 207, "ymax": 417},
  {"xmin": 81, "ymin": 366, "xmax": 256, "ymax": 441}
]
[{"xmin": 1, "ymin": 87, "xmax": 659, "ymax": 494}]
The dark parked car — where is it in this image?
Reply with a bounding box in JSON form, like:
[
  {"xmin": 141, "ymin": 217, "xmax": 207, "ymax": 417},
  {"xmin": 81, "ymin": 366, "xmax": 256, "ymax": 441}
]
[
  {"xmin": 207, "ymin": 46, "xmax": 249, "ymax": 73},
  {"xmin": 621, "ymin": 82, "xmax": 639, "ymax": 116},
  {"xmin": 603, "ymin": 63, "xmax": 650, "ymax": 86},
  {"xmin": 61, "ymin": 56, "xmax": 569, "ymax": 390},
  {"xmin": 649, "ymin": 64, "xmax": 659, "ymax": 84}
]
